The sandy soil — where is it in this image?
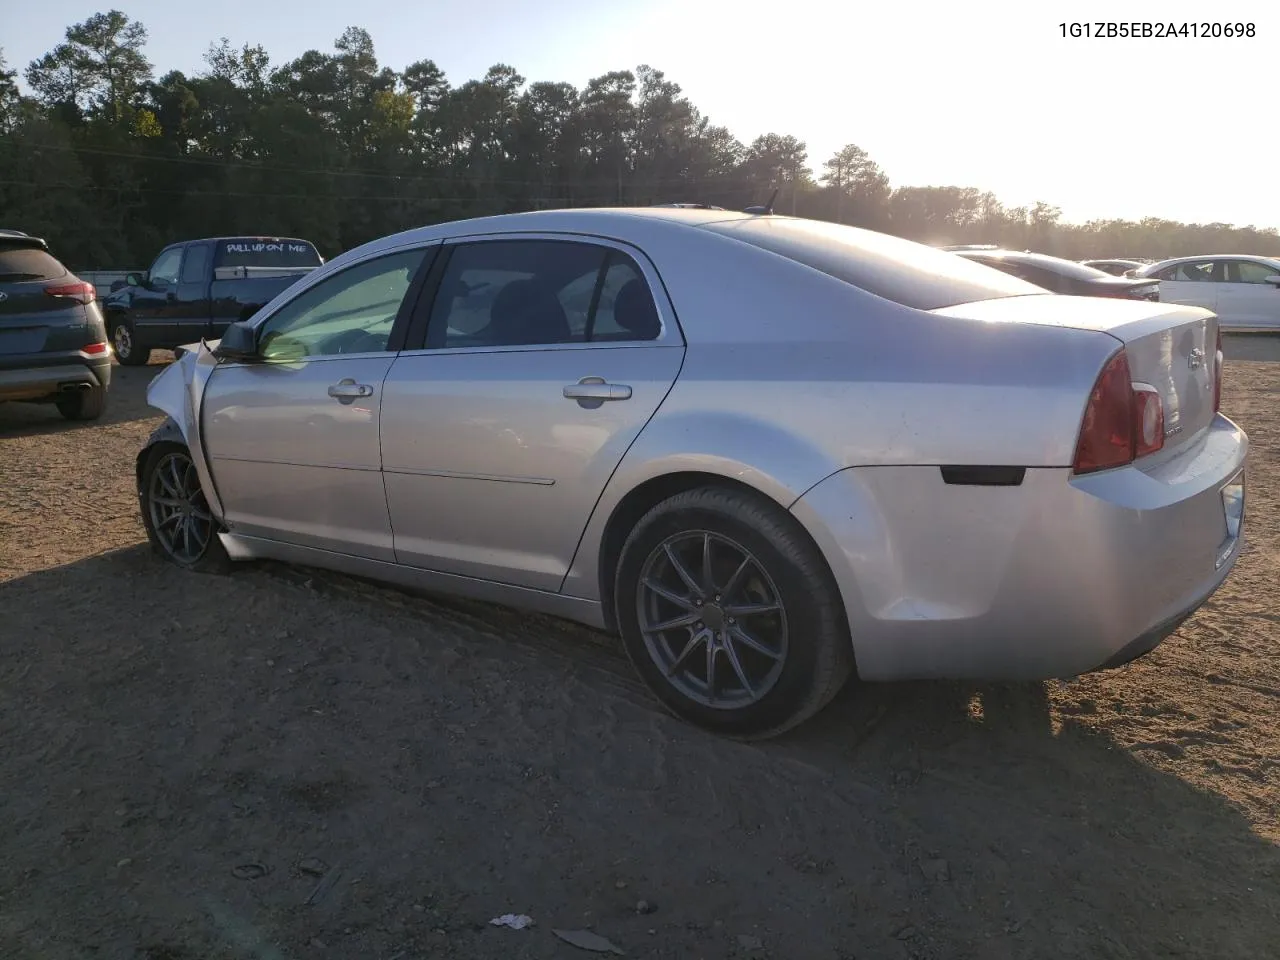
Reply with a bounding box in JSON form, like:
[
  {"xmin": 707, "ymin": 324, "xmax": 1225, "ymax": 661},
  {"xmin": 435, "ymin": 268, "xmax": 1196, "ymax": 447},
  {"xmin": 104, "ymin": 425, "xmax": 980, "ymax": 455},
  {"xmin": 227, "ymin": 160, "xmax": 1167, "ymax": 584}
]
[{"xmin": 1, "ymin": 342, "xmax": 1278, "ymax": 960}]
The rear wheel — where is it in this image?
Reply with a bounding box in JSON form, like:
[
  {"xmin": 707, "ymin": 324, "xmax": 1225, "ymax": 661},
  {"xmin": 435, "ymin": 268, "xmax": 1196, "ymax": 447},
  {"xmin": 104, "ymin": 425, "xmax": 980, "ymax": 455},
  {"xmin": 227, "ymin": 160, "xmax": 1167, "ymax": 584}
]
[
  {"xmin": 111, "ymin": 316, "xmax": 150, "ymax": 366},
  {"xmin": 614, "ymin": 486, "xmax": 854, "ymax": 740},
  {"xmin": 139, "ymin": 442, "xmax": 231, "ymax": 573},
  {"xmin": 55, "ymin": 385, "xmax": 107, "ymax": 421}
]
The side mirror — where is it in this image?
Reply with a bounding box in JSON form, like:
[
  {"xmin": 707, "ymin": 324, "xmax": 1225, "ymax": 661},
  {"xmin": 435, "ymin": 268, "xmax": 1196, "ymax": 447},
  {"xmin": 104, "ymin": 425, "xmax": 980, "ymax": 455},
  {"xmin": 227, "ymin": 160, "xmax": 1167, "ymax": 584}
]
[
  {"xmin": 1265, "ymin": 274, "xmax": 1280, "ymax": 287},
  {"xmin": 213, "ymin": 320, "xmax": 260, "ymax": 362},
  {"xmin": 125, "ymin": 272, "xmax": 144, "ymax": 287}
]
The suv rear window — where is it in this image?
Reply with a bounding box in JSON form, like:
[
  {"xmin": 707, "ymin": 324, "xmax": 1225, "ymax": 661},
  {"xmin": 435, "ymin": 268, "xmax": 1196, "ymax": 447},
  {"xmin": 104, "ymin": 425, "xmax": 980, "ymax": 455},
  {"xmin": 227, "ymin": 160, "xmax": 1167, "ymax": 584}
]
[
  {"xmin": 213, "ymin": 239, "xmax": 322, "ymax": 269},
  {"xmin": 700, "ymin": 217, "xmax": 1043, "ymax": 310},
  {"xmin": 0, "ymin": 244, "xmax": 68, "ymax": 282}
]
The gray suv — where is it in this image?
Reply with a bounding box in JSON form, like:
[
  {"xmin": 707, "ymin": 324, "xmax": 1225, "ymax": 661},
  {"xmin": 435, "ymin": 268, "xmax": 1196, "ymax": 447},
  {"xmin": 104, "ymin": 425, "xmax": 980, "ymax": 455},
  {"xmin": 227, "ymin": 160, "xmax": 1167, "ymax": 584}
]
[{"xmin": 0, "ymin": 231, "xmax": 111, "ymax": 421}]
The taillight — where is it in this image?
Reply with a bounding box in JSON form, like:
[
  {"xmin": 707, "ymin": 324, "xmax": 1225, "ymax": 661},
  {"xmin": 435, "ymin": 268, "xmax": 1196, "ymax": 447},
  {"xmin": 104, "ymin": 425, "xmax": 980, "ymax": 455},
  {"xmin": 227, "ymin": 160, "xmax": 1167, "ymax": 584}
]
[
  {"xmin": 1072, "ymin": 348, "xmax": 1165, "ymax": 475},
  {"xmin": 1213, "ymin": 326, "xmax": 1223, "ymax": 413},
  {"xmin": 1132, "ymin": 385, "xmax": 1164, "ymax": 457},
  {"xmin": 44, "ymin": 280, "xmax": 96, "ymax": 305},
  {"xmin": 83, "ymin": 341, "xmax": 110, "ymax": 356}
]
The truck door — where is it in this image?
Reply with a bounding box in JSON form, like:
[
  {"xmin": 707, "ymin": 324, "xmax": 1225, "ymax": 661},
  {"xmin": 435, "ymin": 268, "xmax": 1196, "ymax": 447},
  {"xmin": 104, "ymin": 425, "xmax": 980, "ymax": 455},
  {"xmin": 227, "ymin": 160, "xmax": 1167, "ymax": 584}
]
[{"xmin": 172, "ymin": 242, "xmax": 213, "ymax": 345}]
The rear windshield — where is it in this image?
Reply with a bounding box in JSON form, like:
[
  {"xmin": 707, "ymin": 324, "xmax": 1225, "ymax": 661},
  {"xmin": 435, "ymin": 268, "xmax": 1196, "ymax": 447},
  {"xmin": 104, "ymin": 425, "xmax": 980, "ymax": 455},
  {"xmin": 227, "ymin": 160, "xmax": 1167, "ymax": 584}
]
[
  {"xmin": 979, "ymin": 252, "xmax": 1113, "ymax": 281},
  {"xmin": 0, "ymin": 244, "xmax": 67, "ymax": 283},
  {"xmin": 700, "ymin": 217, "xmax": 1043, "ymax": 310},
  {"xmin": 213, "ymin": 239, "xmax": 322, "ymax": 269}
]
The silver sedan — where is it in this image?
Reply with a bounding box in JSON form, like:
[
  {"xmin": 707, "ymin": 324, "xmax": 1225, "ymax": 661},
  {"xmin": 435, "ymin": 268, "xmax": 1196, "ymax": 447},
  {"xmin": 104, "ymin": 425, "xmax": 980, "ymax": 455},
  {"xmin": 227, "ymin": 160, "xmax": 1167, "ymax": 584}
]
[{"xmin": 137, "ymin": 208, "xmax": 1249, "ymax": 739}]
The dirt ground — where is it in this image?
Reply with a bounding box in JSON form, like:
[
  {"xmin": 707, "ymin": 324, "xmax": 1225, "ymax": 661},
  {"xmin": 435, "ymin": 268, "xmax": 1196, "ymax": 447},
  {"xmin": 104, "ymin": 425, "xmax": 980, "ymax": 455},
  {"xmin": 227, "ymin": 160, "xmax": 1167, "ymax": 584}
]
[{"xmin": 1, "ymin": 341, "xmax": 1278, "ymax": 960}]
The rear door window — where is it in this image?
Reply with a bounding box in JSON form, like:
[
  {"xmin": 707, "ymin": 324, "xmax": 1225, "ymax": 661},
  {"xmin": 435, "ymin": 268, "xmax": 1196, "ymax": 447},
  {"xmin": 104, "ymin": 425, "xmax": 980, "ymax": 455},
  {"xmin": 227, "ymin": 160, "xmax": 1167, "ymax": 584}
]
[
  {"xmin": 181, "ymin": 244, "xmax": 211, "ymax": 283},
  {"xmin": 0, "ymin": 244, "xmax": 67, "ymax": 282}
]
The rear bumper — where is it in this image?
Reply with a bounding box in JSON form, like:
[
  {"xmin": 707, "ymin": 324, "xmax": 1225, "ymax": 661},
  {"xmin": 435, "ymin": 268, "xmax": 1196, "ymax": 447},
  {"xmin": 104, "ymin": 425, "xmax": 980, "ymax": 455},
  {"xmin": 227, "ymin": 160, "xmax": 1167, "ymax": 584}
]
[
  {"xmin": 0, "ymin": 356, "xmax": 112, "ymax": 401},
  {"xmin": 791, "ymin": 414, "xmax": 1248, "ymax": 681}
]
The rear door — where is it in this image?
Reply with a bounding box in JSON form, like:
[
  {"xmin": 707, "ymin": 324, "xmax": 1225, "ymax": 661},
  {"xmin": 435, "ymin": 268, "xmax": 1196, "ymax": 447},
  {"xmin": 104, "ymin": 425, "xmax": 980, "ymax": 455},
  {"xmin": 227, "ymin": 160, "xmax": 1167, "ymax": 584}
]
[
  {"xmin": 132, "ymin": 244, "xmax": 185, "ymax": 345},
  {"xmin": 380, "ymin": 234, "xmax": 685, "ymax": 591},
  {"xmin": 1153, "ymin": 259, "xmax": 1220, "ymax": 313},
  {"xmin": 0, "ymin": 239, "xmax": 85, "ymax": 359},
  {"xmin": 172, "ymin": 241, "xmax": 213, "ymax": 346},
  {"xmin": 1216, "ymin": 259, "xmax": 1280, "ymax": 330}
]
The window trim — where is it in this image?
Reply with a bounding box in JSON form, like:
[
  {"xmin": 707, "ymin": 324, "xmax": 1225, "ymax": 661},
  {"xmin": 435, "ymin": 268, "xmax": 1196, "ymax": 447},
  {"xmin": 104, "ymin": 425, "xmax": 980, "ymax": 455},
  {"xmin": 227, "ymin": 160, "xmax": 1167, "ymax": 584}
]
[
  {"xmin": 399, "ymin": 231, "xmax": 683, "ymax": 356},
  {"xmin": 234, "ymin": 240, "xmax": 441, "ymax": 365}
]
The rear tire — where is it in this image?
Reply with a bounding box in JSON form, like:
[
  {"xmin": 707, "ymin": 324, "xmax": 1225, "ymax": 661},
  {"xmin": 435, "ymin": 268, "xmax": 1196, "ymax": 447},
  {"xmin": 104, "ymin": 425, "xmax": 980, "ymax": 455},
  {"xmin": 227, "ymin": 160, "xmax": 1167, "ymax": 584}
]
[
  {"xmin": 110, "ymin": 316, "xmax": 150, "ymax": 366},
  {"xmin": 55, "ymin": 385, "xmax": 107, "ymax": 421},
  {"xmin": 614, "ymin": 486, "xmax": 854, "ymax": 740},
  {"xmin": 139, "ymin": 441, "xmax": 231, "ymax": 574}
]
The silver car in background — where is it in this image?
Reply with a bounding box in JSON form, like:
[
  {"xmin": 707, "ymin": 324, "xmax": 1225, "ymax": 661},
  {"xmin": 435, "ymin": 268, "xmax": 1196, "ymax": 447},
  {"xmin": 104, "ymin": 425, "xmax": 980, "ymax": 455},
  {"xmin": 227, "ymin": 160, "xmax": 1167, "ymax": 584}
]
[{"xmin": 137, "ymin": 208, "xmax": 1248, "ymax": 739}]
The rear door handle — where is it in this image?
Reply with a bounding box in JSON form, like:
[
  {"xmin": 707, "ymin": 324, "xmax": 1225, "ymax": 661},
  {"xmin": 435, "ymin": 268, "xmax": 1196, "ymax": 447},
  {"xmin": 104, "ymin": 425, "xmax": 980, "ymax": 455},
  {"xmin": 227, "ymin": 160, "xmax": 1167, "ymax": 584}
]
[
  {"xmin": 563, "ymin": 377, "xmax": 632, "ymax": 401},
  {"xmin": 328, "ymin": 378, "xmax": 374, "ymax": 404}
]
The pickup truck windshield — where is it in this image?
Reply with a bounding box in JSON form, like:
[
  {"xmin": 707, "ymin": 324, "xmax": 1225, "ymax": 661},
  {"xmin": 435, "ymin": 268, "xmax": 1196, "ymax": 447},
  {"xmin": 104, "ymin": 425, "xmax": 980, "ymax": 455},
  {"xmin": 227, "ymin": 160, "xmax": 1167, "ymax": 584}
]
[{"xmin": 213, "ymin": 239, "xmax": 322, "ymax": 270}]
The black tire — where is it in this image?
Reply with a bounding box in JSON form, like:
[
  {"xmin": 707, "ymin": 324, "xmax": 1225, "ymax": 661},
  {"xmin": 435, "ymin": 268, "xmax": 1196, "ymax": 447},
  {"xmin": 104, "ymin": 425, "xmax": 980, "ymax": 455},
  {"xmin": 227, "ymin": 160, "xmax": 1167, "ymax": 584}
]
[
  {"xmin": 110, "ymin": 315, "xmax": 150, "ymax": 366},
  {"xmin": 55, "ymin": 385, "xmax": 107, "ymax": 421},
  {"xmin": 139, "ymin": 441, "xmax": 232, "ymax": 574},
  {"xmin": 614, "ymin": 486, "xmax": 854, "ymax": 740}
]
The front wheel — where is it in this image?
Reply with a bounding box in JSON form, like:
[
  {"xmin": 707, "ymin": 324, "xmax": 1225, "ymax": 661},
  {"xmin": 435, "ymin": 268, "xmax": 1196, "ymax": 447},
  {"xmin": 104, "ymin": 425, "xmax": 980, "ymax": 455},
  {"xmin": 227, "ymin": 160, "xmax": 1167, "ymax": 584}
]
[
  {"xmin": 614, "ymin": 487, "xmax": 854, "ymax": 740},
  {"xmin": 111, "ymin": 316, "xmax": 150, "ymax": 366},
  {"xmin": 139, "ymin": 442, "xmax": 231, "ymax": 573}
]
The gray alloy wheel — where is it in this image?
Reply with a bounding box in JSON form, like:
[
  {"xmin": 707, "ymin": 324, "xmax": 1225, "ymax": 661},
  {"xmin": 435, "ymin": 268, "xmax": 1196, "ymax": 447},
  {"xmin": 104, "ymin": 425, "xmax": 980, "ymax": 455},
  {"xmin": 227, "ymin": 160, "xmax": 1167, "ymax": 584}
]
[
  {"xmin": 139, "ymin": 443, "xmax": 231, "ymax": 573},
  {"xmin": 636, "ymin": 530, "xmax": 789, "ymax": 708}
]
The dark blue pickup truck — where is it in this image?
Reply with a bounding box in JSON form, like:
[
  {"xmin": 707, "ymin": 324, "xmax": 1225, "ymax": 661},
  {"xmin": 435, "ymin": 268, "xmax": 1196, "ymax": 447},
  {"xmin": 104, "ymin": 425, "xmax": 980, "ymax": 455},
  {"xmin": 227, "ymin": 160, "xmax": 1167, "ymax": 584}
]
[{"xmin": 103, "ymin": 236, "xmax": 324, "ymax": 365}]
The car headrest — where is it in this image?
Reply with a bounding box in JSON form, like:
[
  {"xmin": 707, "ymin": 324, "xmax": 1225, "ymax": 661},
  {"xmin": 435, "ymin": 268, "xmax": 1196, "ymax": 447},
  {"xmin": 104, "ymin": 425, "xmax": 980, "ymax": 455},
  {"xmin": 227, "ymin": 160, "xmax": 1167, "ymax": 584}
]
[
  {"xmin": 612, "ymin": 279, "xmax": 660, "ymax": 340},
  {"xmin": 488, "ymin": 279, "xmax": 571, "ymax": 345}
]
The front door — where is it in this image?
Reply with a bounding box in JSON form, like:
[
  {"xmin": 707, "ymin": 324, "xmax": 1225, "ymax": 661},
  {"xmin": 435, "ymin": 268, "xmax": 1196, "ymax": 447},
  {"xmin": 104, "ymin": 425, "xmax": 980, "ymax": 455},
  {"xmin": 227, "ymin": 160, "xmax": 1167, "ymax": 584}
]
[
  {"xmin": 200, "ymin": 244, "xmax": 436, "ymax": 560},
  {"xmin": 1217, "ymin": 259, "xmax": 1280, "ymax": 330},
  {"xmin": 131, "ymin": 245, "xmax": 185, "ymax": 347},
  {"xmin": 380, "ymin": 236, "xmax": 685, "ymax": 592}
]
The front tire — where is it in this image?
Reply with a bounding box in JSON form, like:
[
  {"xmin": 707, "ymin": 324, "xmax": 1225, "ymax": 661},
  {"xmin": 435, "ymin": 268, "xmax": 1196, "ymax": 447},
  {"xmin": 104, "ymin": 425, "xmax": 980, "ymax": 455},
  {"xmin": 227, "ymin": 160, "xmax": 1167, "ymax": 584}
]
[
  {"xmin": 614, "ymin": 487, "xmax": 854, "ymax": 740},
  {"xmin": 56, "ymin": 385, "xmax": 107, "ymax": 421},
  {"xmin": 139, "ymin": 442, "xmax": 231, "ymax": 573},
  {"xmin": 111, "ymin": 315, "xmax": 150, "ymax": 366}
]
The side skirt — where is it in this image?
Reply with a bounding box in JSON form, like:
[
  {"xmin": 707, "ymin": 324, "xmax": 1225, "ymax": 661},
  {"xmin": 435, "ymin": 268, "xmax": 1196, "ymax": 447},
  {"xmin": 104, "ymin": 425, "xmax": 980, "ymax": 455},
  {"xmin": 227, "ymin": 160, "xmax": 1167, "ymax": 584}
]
[{"xmin": 218, "ymin": 532, "xmax": 610, "ymax": 630}]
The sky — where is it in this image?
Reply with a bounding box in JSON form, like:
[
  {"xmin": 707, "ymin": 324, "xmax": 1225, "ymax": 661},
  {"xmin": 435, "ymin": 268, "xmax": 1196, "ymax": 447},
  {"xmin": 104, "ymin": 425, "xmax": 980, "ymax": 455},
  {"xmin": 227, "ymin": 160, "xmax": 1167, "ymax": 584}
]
[{"xmin": 4, "ymin": 0, "xmax": 1276, "ymax": 228}]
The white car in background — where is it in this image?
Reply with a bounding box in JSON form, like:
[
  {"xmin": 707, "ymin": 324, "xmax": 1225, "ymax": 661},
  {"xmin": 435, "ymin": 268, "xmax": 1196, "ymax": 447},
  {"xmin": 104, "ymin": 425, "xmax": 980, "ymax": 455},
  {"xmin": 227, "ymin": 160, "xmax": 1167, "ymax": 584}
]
[{"xmin": 1133, "ymin": 256, "xmax": 1280, "ymax": 331}]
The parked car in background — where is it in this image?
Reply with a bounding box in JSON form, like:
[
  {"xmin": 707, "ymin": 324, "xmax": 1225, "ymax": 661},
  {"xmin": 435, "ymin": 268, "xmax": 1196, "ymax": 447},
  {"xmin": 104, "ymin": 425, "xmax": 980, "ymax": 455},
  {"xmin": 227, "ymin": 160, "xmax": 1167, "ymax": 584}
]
[
  {"xmin": 103, "ymin": 236, "xmax": 324, "ymax": 365},
  {"xmin": 1082, "ymin": 258, "xmax": 1148, "ymax": 276},
  {"xmin": 0, "ymin": 231, "xmax": 111, "ymax": 421},
  {"xmin": 135, "ymin": 208, "xmax": 1245, "ymax": 739},
  {"xmin": 1131, "ymin": 256, "xmax": 1280, "ymax": 331},
  {"xmin": 953, "ymin": 249, "xmax": 1161, "ymax": 300}
]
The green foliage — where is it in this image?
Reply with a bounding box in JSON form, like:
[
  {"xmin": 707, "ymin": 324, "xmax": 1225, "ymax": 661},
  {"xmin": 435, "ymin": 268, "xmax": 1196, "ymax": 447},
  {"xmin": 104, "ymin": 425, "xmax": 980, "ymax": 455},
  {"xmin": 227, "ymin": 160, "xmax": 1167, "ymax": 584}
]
[{"xmin": 2, "ymin": 18, "xmax": 1277, "ymax": 268}]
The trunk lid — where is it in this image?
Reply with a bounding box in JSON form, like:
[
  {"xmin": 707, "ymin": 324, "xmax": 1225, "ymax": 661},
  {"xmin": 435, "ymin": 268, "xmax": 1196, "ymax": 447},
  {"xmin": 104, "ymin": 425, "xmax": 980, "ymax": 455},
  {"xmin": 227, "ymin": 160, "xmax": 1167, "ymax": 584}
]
[{"xmin": 932, "ymin": 293, "xmax": 1220, "ymax": 448}]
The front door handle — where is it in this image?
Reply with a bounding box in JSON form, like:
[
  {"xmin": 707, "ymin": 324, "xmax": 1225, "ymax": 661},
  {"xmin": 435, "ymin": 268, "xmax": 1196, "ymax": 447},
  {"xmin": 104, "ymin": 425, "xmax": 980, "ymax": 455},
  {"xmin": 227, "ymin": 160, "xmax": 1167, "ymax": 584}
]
[
  {"xmin": 563, "ymin": 377, "xmax": 632, "ymax": 402},
  {"xmin": 328, "ymin": 378, "xmax": 374, "ymax": 404}
]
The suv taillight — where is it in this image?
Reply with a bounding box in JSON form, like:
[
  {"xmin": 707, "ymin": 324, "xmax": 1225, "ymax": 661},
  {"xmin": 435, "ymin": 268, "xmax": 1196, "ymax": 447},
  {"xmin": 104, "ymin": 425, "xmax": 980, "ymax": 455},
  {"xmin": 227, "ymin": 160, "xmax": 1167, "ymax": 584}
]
[
  {"xmin": 1072, "ymin": 348, "xmax": 1165, "ymax": 475},
  {"xmin": 1213, "ymin": 326, "xmax": 1223, "ymax": 413},
  {"xmin": 44, "ymin": 280, "xmax": 96, "ymax": 305}
]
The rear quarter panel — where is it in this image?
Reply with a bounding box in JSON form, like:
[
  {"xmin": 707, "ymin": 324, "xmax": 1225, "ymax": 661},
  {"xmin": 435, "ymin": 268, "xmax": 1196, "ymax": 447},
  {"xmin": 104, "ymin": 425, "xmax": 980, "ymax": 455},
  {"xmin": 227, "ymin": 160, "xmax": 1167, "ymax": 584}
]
[{"xmin": 561, "ymin": 227, "xmax": 1123, "ymax": 602}]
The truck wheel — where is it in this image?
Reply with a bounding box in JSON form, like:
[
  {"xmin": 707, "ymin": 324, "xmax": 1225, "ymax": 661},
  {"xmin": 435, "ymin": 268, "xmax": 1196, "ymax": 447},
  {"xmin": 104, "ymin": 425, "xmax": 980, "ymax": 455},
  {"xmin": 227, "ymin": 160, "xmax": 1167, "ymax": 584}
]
[
  {"xmin": 111, "ymin": 316, "xmax": 150, "ymax": 366},
  {"xmin": 56, "ymin": 385, "xmax": 108, "ymax": 421}
]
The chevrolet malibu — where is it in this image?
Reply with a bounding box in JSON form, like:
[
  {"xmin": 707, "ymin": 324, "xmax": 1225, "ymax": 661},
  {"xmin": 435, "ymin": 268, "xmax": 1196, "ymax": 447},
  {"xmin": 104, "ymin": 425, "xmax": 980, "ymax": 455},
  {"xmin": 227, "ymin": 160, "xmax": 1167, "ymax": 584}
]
[{"xmin": 136, "ymin": 208, "xmax": 1248, "ymax": 739}]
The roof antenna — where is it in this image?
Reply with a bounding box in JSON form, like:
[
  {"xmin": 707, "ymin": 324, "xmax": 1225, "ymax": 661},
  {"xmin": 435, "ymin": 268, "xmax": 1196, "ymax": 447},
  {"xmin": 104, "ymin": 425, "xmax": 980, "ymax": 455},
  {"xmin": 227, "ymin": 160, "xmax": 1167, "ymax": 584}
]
[{"xmin": 744, "ymin": 187, "xmax": 778, "ymax": 216}]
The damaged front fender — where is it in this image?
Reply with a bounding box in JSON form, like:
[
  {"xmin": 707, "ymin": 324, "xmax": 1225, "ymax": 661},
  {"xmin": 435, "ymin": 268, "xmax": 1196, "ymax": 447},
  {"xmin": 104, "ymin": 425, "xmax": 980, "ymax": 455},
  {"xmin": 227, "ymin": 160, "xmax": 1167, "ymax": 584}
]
[{"xmin": 137, "ymin": 341, "xmax": 226, "ymax": 521}]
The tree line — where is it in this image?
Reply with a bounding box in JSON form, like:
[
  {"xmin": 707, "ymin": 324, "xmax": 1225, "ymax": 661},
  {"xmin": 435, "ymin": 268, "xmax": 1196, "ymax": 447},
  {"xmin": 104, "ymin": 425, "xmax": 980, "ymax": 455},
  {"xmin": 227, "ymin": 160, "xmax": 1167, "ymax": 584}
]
[{"xmin": 2, "ymin": 10, "xmax": 1278, "ymax": 269}]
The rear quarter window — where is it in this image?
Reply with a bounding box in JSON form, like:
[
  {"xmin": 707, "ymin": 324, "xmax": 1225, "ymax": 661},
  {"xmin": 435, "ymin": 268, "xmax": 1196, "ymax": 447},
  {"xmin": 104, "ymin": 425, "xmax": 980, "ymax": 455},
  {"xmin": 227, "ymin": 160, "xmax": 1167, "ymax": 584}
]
[
  {"xmin": 213, "ymin": 239, "xmax": 322, "ymax": 269},
  {"xmin": 0, "ymin": 244, "xmax": 68, "ymax": 282},
  {"xmin": 700, "ymin": 218, "xmax": 1043, "ymax": 310}
]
